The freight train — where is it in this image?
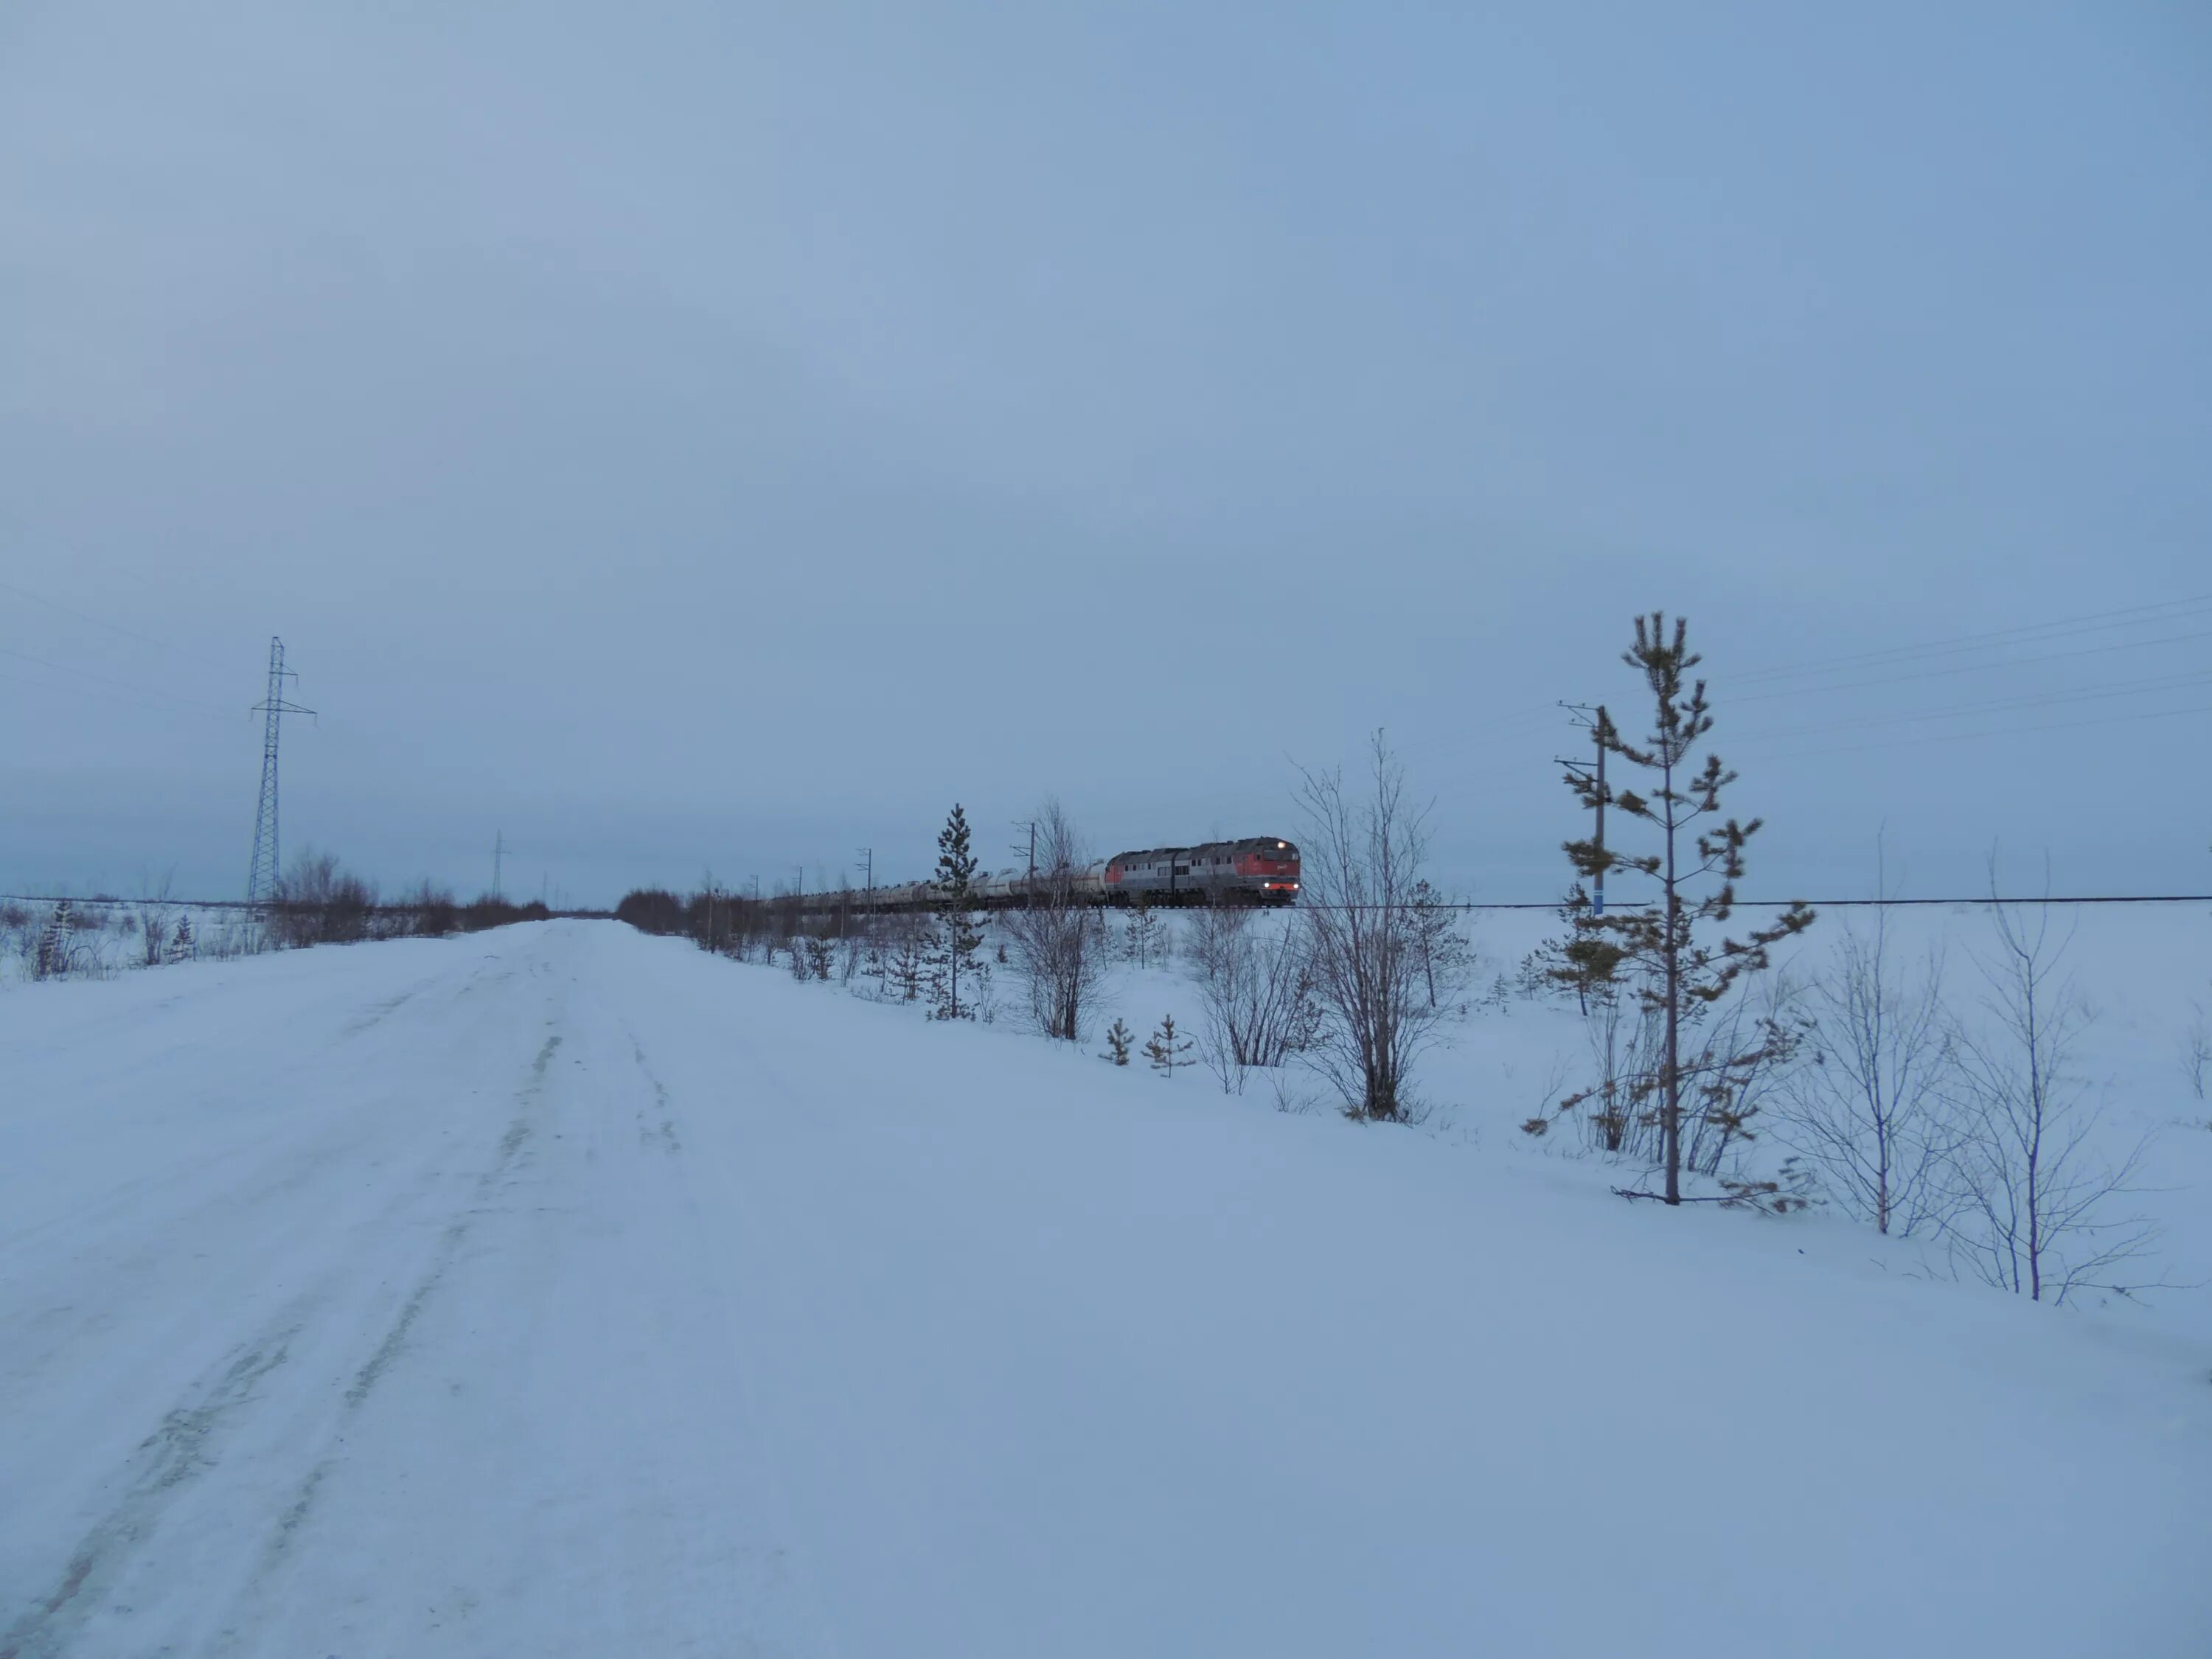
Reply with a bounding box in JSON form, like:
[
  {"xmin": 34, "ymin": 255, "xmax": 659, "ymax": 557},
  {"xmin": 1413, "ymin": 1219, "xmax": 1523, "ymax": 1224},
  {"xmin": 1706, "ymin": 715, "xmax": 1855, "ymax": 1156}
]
[{"xmin": 810, "ymin": 836, "xmax": 1301, "ymax": 912}]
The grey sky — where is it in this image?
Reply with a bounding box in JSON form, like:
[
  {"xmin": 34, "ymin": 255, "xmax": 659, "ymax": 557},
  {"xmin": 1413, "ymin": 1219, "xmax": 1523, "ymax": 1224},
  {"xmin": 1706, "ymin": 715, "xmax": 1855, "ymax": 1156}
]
[{"xmin": 4, "ymin": 1, "xmax": 2208, "ymax": 907}]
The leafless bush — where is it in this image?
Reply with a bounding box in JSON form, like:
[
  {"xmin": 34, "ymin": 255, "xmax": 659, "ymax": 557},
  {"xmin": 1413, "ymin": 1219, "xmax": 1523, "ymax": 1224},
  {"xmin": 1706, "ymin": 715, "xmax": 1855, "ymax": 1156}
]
[
  {"xmin": 1775, "ymin": 909, "xmax": 1958, "ymax": 1237},
  {"xmin": 1293, "ymin": 731, "xmax": 1446, "ymax": 1121},
  {"xmin": 395, "ymin": 880, "xmax": 459, "ymax": 938},
  {"xmin": 1679, "ymin": 967, "xmax": 1804, "ymax": 1178},
  {"xmin": 1943, "ymin": 875, "xmax": 2163, "ymax": 1303},
  {"xmin": 1001, "ymin": 799, "xmax": 1110, "ymax": 1043},
  {"xmin": 136, "ymin": 873, "xmax": 176, "ymax": 968},
  {"xmin": 271, "ymin": 849, "xmax": 378, "ymax": 947},
  {"xmin": 1190, "ymin": 903, "xmax": 1321, "ymax": 1094}
]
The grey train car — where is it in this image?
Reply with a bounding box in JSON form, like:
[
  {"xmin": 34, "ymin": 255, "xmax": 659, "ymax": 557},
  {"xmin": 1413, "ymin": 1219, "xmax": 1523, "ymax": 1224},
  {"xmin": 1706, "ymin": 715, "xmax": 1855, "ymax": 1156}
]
[
  {"xmin": 1102, "ymin": 837, "xmax": 1300, "ymax": 905},
  {"xmin": 815, "ymin": 836, "xmax": 1300, "ymax": 912}
]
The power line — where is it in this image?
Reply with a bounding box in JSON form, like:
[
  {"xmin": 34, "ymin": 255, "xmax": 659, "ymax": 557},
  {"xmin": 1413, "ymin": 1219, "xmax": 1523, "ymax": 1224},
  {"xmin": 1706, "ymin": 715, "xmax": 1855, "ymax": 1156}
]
[
  {"xmin": 1725, "ymin": 627, "xmax": 2212, "ymax": 706},
  {"xmin": 1731, "ymin": 667, "xmax": 2212, "ymax": 748},
  {"xmin": 0, "ymin": 642, "xmax": 241, "ymax": 719},
  {"xmin": 1749, "ymin": 695, "xmax": 2212, "ymax": 765},
  {"xmin": 0, "ymin": 574, "xmax": 240, "ymax": 681},
  {"xmin": 0, "ymin": 664, "xmax": 240, "ymax": 727},
  {"xmin": 1727, "ymin": 591, "xmax": 2212, "ymax": 687}
]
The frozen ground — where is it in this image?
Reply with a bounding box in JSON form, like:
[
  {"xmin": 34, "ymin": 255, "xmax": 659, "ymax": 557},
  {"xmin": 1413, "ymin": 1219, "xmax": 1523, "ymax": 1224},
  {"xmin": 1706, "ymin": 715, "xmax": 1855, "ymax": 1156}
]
[{"xmin": 3, "ymin": 918, "xmax": 2208, "ymax": 1657}]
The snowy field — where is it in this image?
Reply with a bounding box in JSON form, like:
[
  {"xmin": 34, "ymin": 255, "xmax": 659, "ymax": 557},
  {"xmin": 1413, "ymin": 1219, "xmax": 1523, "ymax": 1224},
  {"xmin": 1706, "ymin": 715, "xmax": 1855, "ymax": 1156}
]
[{"xmin": 3, "ymin": 916, "xmax": 2208, "ymax": 1657}]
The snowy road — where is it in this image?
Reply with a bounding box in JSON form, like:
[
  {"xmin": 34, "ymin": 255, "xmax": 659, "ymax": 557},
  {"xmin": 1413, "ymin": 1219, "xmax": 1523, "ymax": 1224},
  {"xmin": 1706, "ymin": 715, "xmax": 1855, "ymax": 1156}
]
[
  {"xmin": 5, "ymin": 921, "xmax": 2210, "ymax": 1657},
  {"xmin": 3, "ymin": 924, "xmax": 828, "ymax": 1657}
]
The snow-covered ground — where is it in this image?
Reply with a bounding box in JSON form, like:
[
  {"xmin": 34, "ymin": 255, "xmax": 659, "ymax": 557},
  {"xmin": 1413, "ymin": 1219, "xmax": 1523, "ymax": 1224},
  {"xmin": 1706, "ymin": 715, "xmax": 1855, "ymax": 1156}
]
[{"xmin": 4, "ymin": 918, "xmax": 2208, "ymax": 1656}]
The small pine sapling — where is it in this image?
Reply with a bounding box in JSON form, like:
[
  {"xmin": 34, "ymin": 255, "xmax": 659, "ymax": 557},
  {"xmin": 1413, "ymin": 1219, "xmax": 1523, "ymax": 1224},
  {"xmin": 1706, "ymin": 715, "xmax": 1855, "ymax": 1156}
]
[
  {"xmin": 926, "ymin": 803, "xmax": 987, "ymax": 1020},
  {"xmin": 1102, "ymin": 1018, "xmax": 1134, "ymax": 1066},
  {"xmin": 1525, "ymin": 613, "xmax": 1815, "ymax": 1204},
  {"xmin": 1144, "ymin": 1013, "xmax": 1193, "ymax": 1077},
  {"xmin": 167, "ymin": 914, "xmax": 195, "ymax": 964},
  {"xmin": 33, "ymin": 900, "xmax": 74, "ymax": 981}
]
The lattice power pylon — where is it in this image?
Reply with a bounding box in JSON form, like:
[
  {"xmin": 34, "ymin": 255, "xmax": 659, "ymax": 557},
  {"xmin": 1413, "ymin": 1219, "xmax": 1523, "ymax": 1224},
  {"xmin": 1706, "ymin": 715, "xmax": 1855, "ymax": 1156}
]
[{"xmin": 245, "ymin": 636, "xmax": 314, "ymax": 902}]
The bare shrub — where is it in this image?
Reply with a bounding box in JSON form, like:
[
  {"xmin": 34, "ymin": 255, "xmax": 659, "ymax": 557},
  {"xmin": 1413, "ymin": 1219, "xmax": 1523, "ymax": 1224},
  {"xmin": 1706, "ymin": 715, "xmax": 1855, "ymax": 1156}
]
[
  {"xmin": 617, "ymin": 888, "xmax": 687, "ymax": 936},
  {"xmin": 136, "ymin": 873, "xmax": 176, "ymax": 968},
  {"xmin": 1944, "ymin": 874, "xmax": 2163, "ymax": 1303},
  {"xmin": 1001, "ymin": 799, "xmax": 1110, "ymax": 1043},
  {"xmin": 1293, "ymin": 731, "xmax": 1445, "ymax": 1121},
  {"xmin": 1190, "ymin": 902, "xmax": 1321, "ymax": 1094},
  {"xmin": 272, "ymin": 849, "xmax": 378, "ymax": 947},
  {"xmin": 1775, "ymin": 907, "xmax": 1958, "ymax": 1237}
]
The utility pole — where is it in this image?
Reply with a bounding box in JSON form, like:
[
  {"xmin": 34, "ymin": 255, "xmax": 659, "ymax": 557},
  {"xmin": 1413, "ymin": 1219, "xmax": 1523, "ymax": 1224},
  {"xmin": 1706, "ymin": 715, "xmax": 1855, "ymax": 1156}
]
[
  {"xmin": 245, "ymin": 636, "xmax": 314, "ymax": 903},
  {"xmin": 1012, "ymin": 819, "xmax": 1036, "ymax": 901},
  {"xmin": 493, "ymin": 830, "xmax": 506, "ymax": 901},
  {"xmin": 858, "ymin": 847, "xmax": 873, "ymax": 916},
  {"xmin": 1559, "ymin": 703, "xmax": 1609, "ymax": 917}
]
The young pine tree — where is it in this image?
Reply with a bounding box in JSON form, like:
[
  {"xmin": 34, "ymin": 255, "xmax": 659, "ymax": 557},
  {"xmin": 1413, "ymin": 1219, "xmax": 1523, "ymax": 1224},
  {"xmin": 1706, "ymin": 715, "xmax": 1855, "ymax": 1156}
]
[
  {"xmin": 34, "ymin": 900, "xmax": 74, "ymax": 981},
  {"xmin": 1532, "ymin": 613, "xmax": 1814, "ymax": 1205},
  {"xmin": 1144, "ymin": 1013, "xmax": 1192, "ymax": 1077},
  {"xmin": 927, "ymin": 803, "xmax": 987, "ymax": 1020},
  {"xmin": 1101, "ymin": 1018, "xmax": 1134, "ymax": 1066},
  {"xmin": 889, "ymin": 928, "xmax": 925, "ymax": 1003},
  {"xmin": 166, "ymin": 913, "xmax": 195, "ymax": 964},
  {"xmin": 1124, "ymin": 898, "xmax": 1161, "ymax": 967}
]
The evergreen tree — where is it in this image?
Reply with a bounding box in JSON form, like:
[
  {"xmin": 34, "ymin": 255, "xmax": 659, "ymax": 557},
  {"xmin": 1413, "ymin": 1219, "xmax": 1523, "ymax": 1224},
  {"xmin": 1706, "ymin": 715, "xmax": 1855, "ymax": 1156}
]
[
  {"xmin": 1101, "ymin": 1018, "xmax": 1134, "ymax": 1066},
  {"xmin": 888, "ymin": 928, "xmax": 925, "ymax": 1002},
  {"xmin": 1529, "ymin": 613, "xmax": 1814, "ymax": 1203},
  {"xmin": 166, "ymin": 914, "xmax": 195, "ymax": 964},
  {"xmin": 1124, "ymin": 897, "xmax": 1163, "ymax": 967},
  {"xmin": 1403, "ymin": 878, "xmax": 1473, "ymax": 1009},
  {"xmin": 926, "ymin": 803, "xmax": 987, "ymax": 1020},
  {"xmin": 34, "ymin": 900, "xmax": 74, "ymax": 981},
  {"xmin": 1144, "ymin": 1013, "xmax": 1192, "ymax": 1077}
]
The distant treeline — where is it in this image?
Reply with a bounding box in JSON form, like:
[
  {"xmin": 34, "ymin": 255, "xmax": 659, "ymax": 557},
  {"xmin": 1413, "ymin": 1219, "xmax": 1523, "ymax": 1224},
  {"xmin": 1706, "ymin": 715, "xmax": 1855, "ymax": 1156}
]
[{"xmin": 614, "ymin": 885, "xmax": 835, "ymax": 955}]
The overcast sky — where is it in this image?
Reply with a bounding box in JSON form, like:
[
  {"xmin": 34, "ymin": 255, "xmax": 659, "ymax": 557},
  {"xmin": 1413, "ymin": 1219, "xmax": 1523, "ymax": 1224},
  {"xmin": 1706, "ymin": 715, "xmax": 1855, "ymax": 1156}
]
[{"xmin": 4, "ymin": 1, "xmax": 2208, "ymax": 908}]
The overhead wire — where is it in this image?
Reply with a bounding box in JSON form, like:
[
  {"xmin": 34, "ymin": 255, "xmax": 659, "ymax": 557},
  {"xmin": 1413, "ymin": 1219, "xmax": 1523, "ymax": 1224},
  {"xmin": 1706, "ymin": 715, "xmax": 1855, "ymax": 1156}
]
[
  {"xmin": 0, "ymin": 643, "xmax": 243, "ymax": 719},
  {"xmin": 1722, "ymin": 627, "xmax": 2212, "ymax": 704},
  {"xmin": 1725, "ymin": 591, "xmax": 2212, "ymax": 687},
  {"xmin": 1746, "ymin": 695, "xmax": 2212, "ymax": 765},
  {"xmin": 0, "ymin": 664, "xmax": 244, "ymax": 727},
  {"xmin": 0, "ymin": 571, "xmax": 246, "ymax": 684},
  {"xmin": 1728, "ymin": 666, "xmax": 2212, "ymax": 748}
]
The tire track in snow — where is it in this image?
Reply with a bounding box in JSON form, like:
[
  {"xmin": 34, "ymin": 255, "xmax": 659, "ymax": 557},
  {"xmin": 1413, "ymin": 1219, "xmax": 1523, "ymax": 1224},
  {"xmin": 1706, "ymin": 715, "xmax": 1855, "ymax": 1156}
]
[
  {"xmin": 1, "ymin": 1030, "xmax": 564, "ymax": 1659},
  {"xmin": 0, "ymin": 1320, "xmax": 305, "ymax": 1659},
  {"xmin": 619, "ymin": 1020, "xmax": 681, "ymax": 1154},
  {"xmin": 240, "ymin": 1032, "xmax": 563, "ymax": 1585}
]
